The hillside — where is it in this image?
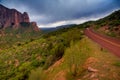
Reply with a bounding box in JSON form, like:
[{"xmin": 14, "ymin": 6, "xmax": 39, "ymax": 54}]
[
  {"xmin": 27, "ymin": 10, "xmax": 120, "ymax": 80},
  {"xmin": 0, "ymin": 4, "xmax": 40, "ymax": 49},
  {"xmin": 86, "ymin": 10, "xmax": 120, "ymax": 38},
  {"xmin": 32, "ymin": 37, "xmax": 120, "ymax": 80},
  {"xmin": 0, "ymin": 25, "xmax": 84, "ymax": 80},
  {"xmin": 0, "ymin": 4, "xmax": 120, "ymax": 80}
]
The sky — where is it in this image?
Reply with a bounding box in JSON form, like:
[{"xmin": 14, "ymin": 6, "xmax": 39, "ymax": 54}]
[{"xmin": 0, "ymin": 0, "xmax": 120, "ymax": 28}]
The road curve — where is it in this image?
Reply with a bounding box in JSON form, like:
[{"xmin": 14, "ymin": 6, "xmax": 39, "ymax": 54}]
[{"xmin": 84, "ymin": 28, "xmax": 120, "ymax": 57}]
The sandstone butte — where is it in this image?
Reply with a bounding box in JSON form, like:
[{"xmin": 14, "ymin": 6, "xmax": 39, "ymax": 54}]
[{"xmin": 0, "ymin": 4, "xmax": 39, "ymax": 31}]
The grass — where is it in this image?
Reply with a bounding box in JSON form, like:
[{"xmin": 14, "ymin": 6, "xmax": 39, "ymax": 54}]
[
  {"xmin": 80, "ymin": 37, "xmax": 120, "ymax": 80},
  {"xmin": 64, "ymin": 40, "xmax": 90, "ymax": 77},
  {"xmin": 28, "ymin": 67, "xmax": 46, "ymax": 80},
  {"xmin": 30, "ymin": 36, "xmax": 120, "ymax": 80},
  {"xmin": 113, "ymin": 62, "xmax": 120, "ymax": 67}
]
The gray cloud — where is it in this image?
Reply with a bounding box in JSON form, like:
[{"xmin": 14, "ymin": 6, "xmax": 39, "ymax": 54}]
[{"xmin": 0, "ymin": 0, "xmax": 120, "ymax": 27}]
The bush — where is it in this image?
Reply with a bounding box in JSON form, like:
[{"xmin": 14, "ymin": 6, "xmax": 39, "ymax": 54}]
[
  {"xmin": 109, "ymin": 20, "xmax": 120, "ymax": 26},
  {"xmin": 31, "ymin": 60, "xmax": 41, "ymax": 67},
  {"xmin": 113, "ymin": 62, "xmax": 120, "ymax": 67},
  {"xmin": 28, "ymin": 68, "xmax": 45, "ymax": 80},
  {"xmin": 65, "ymin": 40, "xmax": 90, "ymax": 77}
]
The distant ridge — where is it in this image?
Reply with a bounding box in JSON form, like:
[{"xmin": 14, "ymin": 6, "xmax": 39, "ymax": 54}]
[{"xmin": 41, "ymin": 24, "xmax": 76, "ymax": 32}]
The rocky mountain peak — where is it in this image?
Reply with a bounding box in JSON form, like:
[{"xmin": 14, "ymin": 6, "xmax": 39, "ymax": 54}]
[
  {"xmin": 23, "ymin": 12, "xmax": 30, "ymax": 22},
  {"xmin": 0, "ymin": 4, "xmax": 39, "ymax": 31}
]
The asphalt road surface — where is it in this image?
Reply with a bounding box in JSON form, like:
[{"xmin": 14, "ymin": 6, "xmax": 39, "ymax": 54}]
[{"xmin": 84, "ymin": 28, "xmax": 120, "ymax": 57}]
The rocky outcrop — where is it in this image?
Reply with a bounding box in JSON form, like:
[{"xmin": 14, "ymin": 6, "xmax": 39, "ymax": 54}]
[
  {"xmin": 23, "ymin": 12, "xmax": 30, "ymax": 23},
  {"xmin": 0, "ymin": 4, "xmax": 39, "ymax": 31},
  {"xmin": 31, "ymin": 22, "xmax": 40, "ymax": 31}
]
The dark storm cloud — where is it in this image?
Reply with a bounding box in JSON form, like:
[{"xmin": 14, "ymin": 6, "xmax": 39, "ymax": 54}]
[{"xmin": 0, "ymin": 0, "xmax": 120, "ymax": 27}]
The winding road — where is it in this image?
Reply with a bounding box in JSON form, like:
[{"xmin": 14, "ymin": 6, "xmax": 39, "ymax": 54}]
[{"xmin": 84, "ymin": 28, "xmax": 120, "ymax": 57}]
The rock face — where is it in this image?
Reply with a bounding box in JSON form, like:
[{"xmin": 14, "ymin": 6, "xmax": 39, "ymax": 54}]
[
  {"xmin": 30, "ymin": 22, "xmax": 39, "ymax": 31},
  {"xmin": 0, "ymin": 4, "xmax": 39, "ymax": 31}
]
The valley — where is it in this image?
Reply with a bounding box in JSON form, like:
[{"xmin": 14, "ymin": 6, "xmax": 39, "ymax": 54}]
[{"xmin": 0, "ymin": 3, "xmax": 120, "ymax": 80}]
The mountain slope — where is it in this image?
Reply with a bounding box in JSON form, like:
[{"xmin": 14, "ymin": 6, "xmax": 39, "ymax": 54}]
[
  {"xmin": 89, "ymin": 10, "xmax": 120, "ymax": 38},
  {"xmin": 27, "ymin": 9, "xmax": 120, "ymax": 80},
  {"xmin": 0, "ymin": 5, "xmax": 120, "ymax": 80},
  {"xmin": 0, "ymin": 25, "xmax": 84, "ymax": 80},
  {"xmin": 29, "ymin": 37, "xmax": 120, "ymax": 80}
]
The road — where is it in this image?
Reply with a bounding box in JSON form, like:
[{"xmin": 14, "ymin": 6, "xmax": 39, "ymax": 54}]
[{"xmin": 84, "ymin": 28, "xmax": 120, "ymax": 57}]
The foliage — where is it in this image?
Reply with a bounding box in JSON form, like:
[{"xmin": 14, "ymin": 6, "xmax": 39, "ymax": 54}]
[
  {"xmin": 65, "ymin": 40, "xmax": 90, "ymax": 77},
  {"xmin": 0, "ymin": 24, "xmax": 85, "ymax": 80},
  {"xmin": 28, "ymin": 67, "xmax": 45, "ymax": 80},
  {"xmin": 108, "ymin": 20, "xmax": 120, "ymax": 26},
  {"xmin": 1, "ymin": 10, "xmax": 120, "ymax": 80},
  {"xmin": 106, "ymin": 32, "xmax": 116, "ymax": 37},
  {"xmin": 113, "ymin": 62, "xmax": 120, "ymax": 67}
]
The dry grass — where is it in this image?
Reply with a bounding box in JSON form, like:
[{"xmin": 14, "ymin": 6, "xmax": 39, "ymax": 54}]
[{"xmin": 80, "ymin": 37, "xmax": 120, "ymax": 80}]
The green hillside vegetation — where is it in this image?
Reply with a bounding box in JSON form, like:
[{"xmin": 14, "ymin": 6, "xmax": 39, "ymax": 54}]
[
  {"xmin": 0, "ymin": 24, "xmax": 85, "ymax": 80},
  {"xmin": 28, "ymin": 10, "xmax": 120, "ymax": 80},
  {"xmin": 0, "ymin": 23, "xmax": 41, "ymax": 49},
  {"xmin": 85, "ymin": 10, "xmax": 120, "ymax": 38},
  {"xmin": 28, "ymin": 37, "xmax": 120, "ymax": 80},
  {"xmin": 0, "ymin": 10, "xmax": 120, "ymax": 80}
]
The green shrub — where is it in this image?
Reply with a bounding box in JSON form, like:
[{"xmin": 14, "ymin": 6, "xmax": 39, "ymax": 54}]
[
  {"xmin": 113, "ymin": 62, "xmax": 120, "ymax": 67},
  {"xmin": 28, "ymin": 68, "xmax": 45, "ymax": 80},
  {"xmin": 109, "ymin": 20, "xmax": 120, "ymax": 26},
  {"xmin": 31, "ymin": 60, "xmax": 41, "ymax": 67},
  {"xmin": 65, "ymin": 40, "xmax": 90, "ymax": 77},
  {"xmin": 107, "ymin": 32, "xmax": 116, "ymax": 37}
]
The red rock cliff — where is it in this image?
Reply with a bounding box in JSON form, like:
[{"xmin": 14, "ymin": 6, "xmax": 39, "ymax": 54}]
[{"xmin": 0, "ymin": 4, "xmax": 30, "ymax": 28}]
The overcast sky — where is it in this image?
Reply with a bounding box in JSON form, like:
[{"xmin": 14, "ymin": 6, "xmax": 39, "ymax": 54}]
[{"xmin": 0, "ymin": 0, "xmax": 120, "ymax": 28}]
